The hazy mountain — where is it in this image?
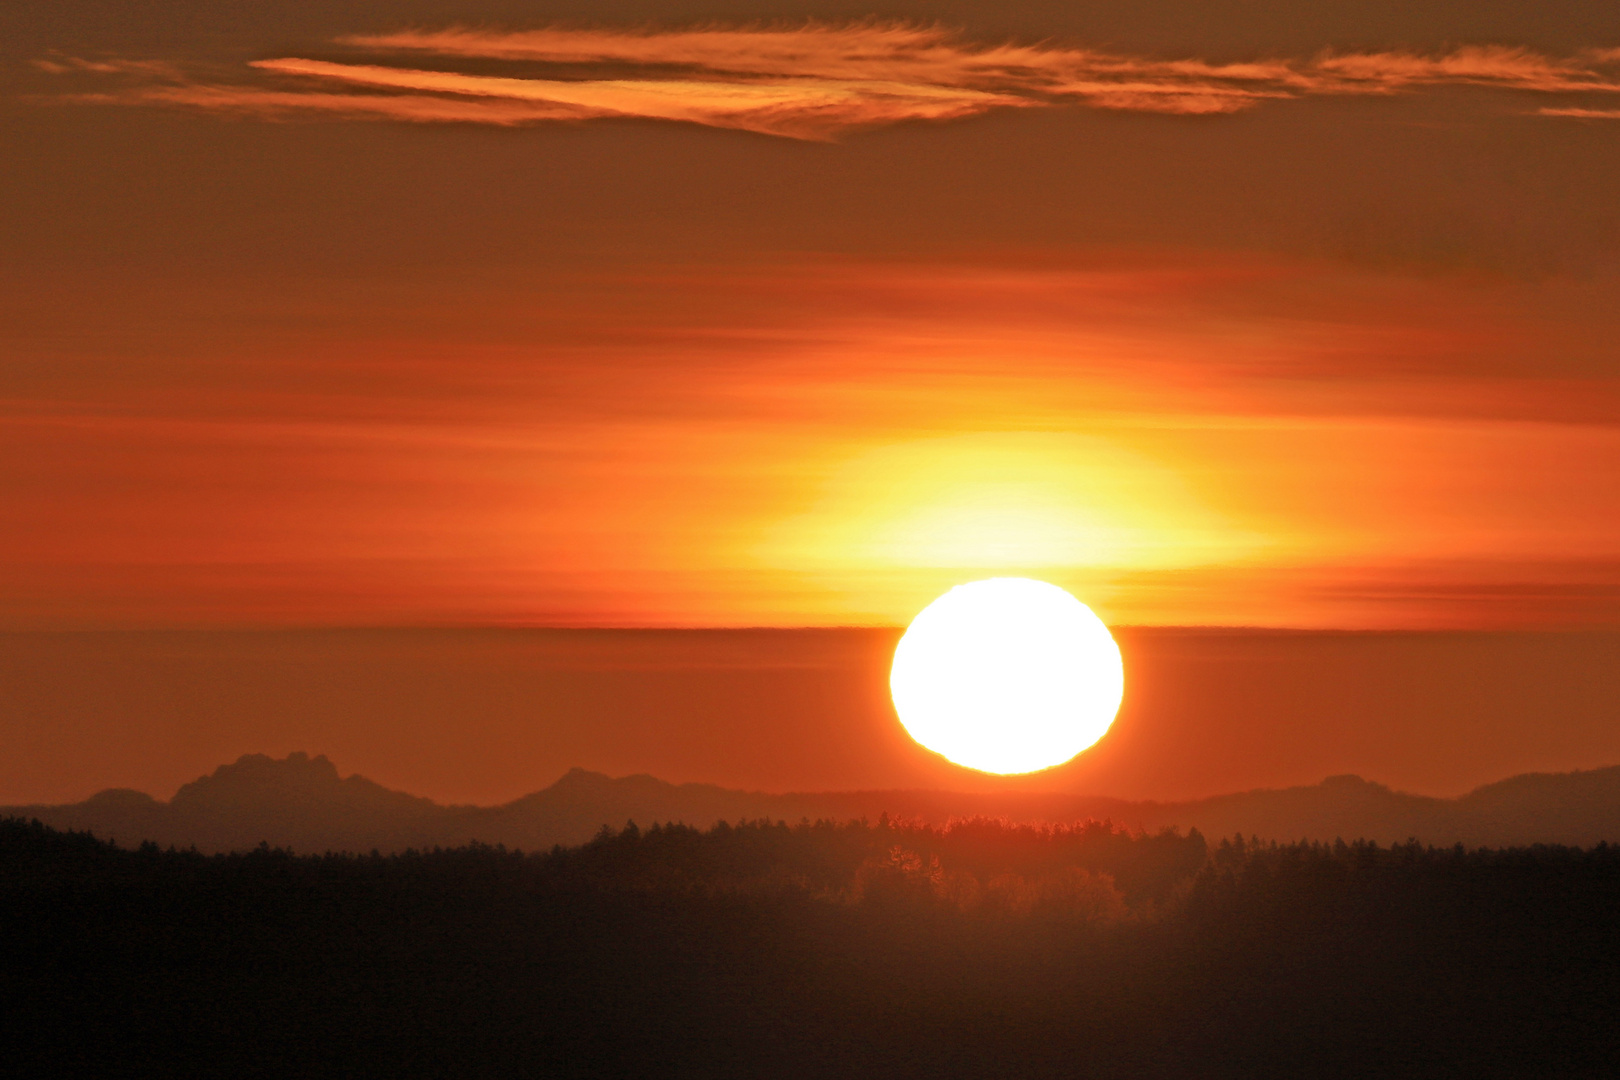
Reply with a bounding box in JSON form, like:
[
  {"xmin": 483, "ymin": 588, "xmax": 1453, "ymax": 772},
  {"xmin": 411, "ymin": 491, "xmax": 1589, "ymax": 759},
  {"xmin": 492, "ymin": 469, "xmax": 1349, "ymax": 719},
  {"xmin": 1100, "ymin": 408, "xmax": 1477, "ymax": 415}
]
[{"xmin": 6, "ymin": 752, "xmax": 1619, "ymax": 853}]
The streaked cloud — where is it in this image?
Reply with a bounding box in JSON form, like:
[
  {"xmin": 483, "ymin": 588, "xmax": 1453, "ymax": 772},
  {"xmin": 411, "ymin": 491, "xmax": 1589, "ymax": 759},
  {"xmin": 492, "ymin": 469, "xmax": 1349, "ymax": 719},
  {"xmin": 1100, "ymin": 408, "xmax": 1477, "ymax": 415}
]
[
  {"xmin": 245, "ymin": 57, "xmax": 1023, "ymax": 139},
  {"xmin": 1538, "ymin": 106, "xmax": 1620, "ymax": 119},
  {"xmin": 32, "ymin": 54, "xmax": 181, "ymax": 79},
  {"xmin": 33, "ymin": 23, "xmax": 1620, "ymax": 139},
  {"xmin": 1308, "ymin": 45, "xmax": 1620, "ymax": 93},
  {"xmin": 68, "ymin": 85, "xmax": 607, "ymax": 126}
]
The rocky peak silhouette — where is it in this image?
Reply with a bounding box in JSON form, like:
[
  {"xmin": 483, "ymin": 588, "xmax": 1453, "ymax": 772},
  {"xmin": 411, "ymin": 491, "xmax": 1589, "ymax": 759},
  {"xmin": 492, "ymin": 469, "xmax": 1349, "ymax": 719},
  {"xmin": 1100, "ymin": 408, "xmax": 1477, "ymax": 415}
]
[
  {"xmin": 169, "ymin": 752, "xmax": 437, "ymax": 816},
  {"xmin": 172, "ymin": 752, "xmax": 341, "ymax": 807}
]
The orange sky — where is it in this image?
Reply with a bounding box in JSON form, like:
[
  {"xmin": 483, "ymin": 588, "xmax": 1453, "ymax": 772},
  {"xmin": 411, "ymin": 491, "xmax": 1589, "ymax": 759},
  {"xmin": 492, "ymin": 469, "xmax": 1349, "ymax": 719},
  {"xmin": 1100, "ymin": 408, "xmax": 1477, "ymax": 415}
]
[
  {"xmin": 4, "ymin": 253, "xmax": 1617, "ymax": 629},
  {"xmin": 3, "ymin": 3, "xmax": 1620, "ymax": 630}
]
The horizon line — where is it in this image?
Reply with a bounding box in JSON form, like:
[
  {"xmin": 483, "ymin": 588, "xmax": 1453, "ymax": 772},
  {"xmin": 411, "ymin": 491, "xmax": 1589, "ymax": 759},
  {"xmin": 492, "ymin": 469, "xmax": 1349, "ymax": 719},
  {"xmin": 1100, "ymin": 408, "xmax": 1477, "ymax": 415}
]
[
  {"xmin": 2, "ymin": 622, "xmax": 1615, "ymax": 635},
  {"xmin": 12, "ymin": 751, "xmax": 1620, "ymax": 813}
]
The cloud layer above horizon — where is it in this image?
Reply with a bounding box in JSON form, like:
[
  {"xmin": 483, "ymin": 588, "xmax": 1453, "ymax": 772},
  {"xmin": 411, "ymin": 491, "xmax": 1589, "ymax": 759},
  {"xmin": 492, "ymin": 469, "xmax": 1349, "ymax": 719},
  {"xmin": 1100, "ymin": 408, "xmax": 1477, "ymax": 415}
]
[{"xmin": 37, "ymin": 23, "xmax": 1620, "ymax": 139}]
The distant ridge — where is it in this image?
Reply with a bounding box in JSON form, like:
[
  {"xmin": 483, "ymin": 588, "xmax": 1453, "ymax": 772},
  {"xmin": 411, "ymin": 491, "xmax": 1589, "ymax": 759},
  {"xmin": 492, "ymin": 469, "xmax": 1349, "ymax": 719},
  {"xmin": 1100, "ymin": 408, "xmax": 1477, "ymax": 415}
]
[{"xmin": 6, "ymin": 752, "xmax": 1620, "ymax": 854}]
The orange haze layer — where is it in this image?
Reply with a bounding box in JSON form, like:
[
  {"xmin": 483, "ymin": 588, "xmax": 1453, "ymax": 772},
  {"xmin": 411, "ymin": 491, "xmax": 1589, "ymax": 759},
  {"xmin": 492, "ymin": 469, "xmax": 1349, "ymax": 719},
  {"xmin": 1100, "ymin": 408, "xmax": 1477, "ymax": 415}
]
[{"xmin": 4, "ymin": 253, "xmax": 1617, "ymax": 629}]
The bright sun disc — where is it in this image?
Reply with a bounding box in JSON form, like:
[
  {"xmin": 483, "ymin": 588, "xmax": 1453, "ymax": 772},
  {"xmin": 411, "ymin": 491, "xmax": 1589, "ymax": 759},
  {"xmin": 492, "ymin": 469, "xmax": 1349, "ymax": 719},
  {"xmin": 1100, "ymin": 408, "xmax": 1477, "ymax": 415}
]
[{"xmin": 890, "ymin": 578, "xmax": 1124, "ymax": 774}]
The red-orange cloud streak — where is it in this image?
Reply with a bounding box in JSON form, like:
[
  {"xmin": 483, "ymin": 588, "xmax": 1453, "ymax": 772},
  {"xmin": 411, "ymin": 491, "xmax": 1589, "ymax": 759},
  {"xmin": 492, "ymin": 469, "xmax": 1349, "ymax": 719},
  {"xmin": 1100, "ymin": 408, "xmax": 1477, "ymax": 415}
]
[{"xmin": 36, "ymin": 24, "xmax": 1620, "ymax": 137}]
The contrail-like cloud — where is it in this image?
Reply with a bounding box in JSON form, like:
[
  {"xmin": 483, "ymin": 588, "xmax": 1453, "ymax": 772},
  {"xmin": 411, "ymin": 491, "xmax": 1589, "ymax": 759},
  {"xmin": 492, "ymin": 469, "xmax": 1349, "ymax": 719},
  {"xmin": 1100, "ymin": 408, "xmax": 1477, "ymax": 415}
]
[
  {"xmin": 243, "ymin": 57, "xmax": 1025, "ymax": 138},
  {"xmin": 1538, "ymin": 107, "xmax": 1620, "ymax": 119},
  {"xmin": 69, "ymin": 83, "xmax": 610, "ymax": 126},
  {"xmin": 37, "ymin": 24, "xmax": 1620, "ymax": 139}
]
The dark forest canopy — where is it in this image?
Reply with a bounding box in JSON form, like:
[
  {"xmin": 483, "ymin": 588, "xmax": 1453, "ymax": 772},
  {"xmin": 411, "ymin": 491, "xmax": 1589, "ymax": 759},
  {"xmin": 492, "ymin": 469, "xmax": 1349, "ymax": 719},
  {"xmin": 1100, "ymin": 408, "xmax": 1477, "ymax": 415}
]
[{"xmin": 5, "ymin": 815, "xmax": 1620, "ymax": 1078}]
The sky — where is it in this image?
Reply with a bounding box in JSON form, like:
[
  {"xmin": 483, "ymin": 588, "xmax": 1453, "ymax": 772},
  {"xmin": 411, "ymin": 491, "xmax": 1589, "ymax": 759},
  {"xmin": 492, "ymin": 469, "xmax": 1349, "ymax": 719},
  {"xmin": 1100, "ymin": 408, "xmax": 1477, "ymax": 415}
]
[
  {"xmin": 5, "ymin": 3, "xmax": 1620, "ymax": 805},
  {"xmin": 4, "ymin": 0, "xmax": 1619, "ymax": 631}
]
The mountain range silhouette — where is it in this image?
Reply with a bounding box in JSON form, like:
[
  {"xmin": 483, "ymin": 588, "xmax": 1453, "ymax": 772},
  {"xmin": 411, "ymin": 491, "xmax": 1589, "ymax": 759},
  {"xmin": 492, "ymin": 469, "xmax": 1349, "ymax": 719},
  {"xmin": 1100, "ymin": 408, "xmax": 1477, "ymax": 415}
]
[{"xmin": 7, "ymin": 751, "xmax": 1620, "ymax": 853}]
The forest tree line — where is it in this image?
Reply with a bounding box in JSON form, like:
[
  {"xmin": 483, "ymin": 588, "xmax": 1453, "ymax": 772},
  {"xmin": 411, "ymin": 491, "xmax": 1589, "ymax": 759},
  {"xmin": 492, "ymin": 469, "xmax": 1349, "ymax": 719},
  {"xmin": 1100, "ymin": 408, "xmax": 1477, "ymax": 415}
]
[{"xmin": 4, "ymin": 815, "xmax": 1618, "ymax": 1078}]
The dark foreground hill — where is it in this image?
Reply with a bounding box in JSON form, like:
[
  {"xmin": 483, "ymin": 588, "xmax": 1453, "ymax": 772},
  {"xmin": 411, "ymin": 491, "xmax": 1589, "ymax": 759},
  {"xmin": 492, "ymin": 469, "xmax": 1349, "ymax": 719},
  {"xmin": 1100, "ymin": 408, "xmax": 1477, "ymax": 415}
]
[
  {"xmin": 7, "ymin": 752, "xmax": 1620, "ymax": 853},
  {"xmin": 3, "ymin": 815, "xmax": 1618, "ymax": 1079}
]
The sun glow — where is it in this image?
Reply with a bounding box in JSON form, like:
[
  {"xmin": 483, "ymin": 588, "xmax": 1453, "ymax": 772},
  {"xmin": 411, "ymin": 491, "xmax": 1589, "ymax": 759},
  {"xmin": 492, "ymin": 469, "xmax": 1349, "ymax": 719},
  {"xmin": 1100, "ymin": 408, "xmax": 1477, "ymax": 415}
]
[
  {"xmin": 889, "ymin": 578, "xmax": 1124, "ymax": 774},
  {"xmin": 760, "ymin": 432, "xmax": 1256, "ymax": 577}
]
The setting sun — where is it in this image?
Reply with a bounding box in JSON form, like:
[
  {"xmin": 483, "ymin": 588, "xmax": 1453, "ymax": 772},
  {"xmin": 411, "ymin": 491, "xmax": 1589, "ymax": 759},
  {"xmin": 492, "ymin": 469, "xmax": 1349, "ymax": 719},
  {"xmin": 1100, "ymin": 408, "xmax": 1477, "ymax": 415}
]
[{"xmin": 889, "ymin": 578, "xmax": 1125, "ymax": 774}]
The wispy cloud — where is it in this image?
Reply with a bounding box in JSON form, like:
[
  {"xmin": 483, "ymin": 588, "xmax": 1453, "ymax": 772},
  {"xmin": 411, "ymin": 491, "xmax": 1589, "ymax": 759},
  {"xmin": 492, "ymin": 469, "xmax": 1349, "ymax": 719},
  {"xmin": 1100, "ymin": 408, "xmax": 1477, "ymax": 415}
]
[
  {"xmin": 68, "ymin": 84, "xmax": 608, "ymax": 126},
  {"xmin": 35, "ymin": 24, "xmax": 1620, "ymax": 139},
  {"xmin": 245, "ymin": 57, "xmax": 1023, "ymax": 138},
  {"xmin": 1308, "ymin": 45, "xmax": 1620, "ymax": 93},
  {"xmin": 1537, "ymin": 106, "xmax": 1620, "ymax": 119},
  {"xmin": 32, "ymin": 54, "xmax": 182, "ymax": 79}
]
